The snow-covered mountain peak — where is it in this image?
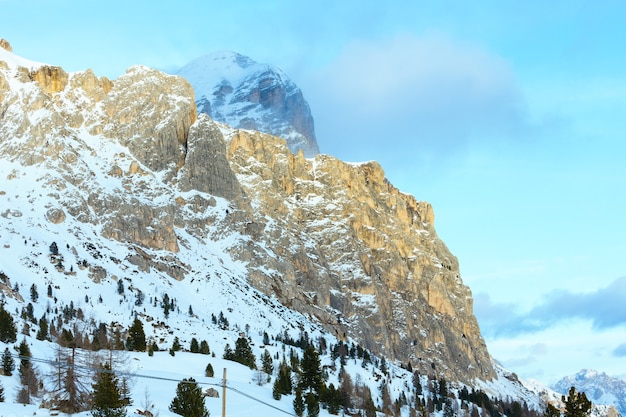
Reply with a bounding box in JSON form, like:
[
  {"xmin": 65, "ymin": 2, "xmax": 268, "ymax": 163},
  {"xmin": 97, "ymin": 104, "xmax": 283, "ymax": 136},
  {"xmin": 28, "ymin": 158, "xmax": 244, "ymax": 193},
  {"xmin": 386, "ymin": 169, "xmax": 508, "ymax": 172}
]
[
  {"xmin": 553, "ymin": 369, "xmax": 626, "ymax": 415},
  {"xmin": 176, "ymin": 51, "xmax": 262, "ymax": 93},
  {"xmin": 176, "ymin": 51, "xmax": 320, "ymax": 157}
]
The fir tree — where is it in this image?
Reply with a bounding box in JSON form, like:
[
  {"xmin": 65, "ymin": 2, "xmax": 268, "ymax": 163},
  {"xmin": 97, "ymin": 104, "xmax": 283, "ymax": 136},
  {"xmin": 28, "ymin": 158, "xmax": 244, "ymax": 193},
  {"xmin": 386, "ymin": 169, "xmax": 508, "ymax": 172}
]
[
  {"xmin": 306, "ymin": 391, "xmax": 320, "ymax": 417},
  {"xmin": 200, "ymin": 340, "xmax": 210, "ymax": 355},
  {"xmin": 299, "ymin": 346, "xmax": 323, "ymax": 394},
  {"xmin": 293, "ymin": 388, "xmax": 305, "ymax": 417},
  {"xmin": 126, "ymin": 317, "xmax": 146, "ymax": 351},
  {"xmin": 36, "ymin": 315, "xmax": 49, "ymax": 341},
  {"xmin": 169, "ymin": 377, "xmax": 209, "ymax": 417},
  {"xmin": 190, "ymin": 337, "xmax": 200, "ymax": 353},
  {"xmin": 273, "ymin": 377, "xmax": 282, "ymax": 400},
  {"xmin": 0, "ymin": 302, "xmax": 17, "ymax": 343},
  {"xmin": 30, "ymin": 283, "xmax": 38, "ymax": 302},
  {"xmin": 325, "ymin": 383, "xmax": 341, "ymax": 415},
  {"xmin": 275, "ymin": 359, "xmax": 293, "ymax": 396},
  {"xmin": 261, "ymin": 349, "xmax": 274, "ymax": 375},
  {"xmin": 1, "ymin": 347, "xmax": 14, "ymax": 376},
  {"xmin": 172, "ymin": 336, "xmax": 182, "ymax": 352},
  {"xmin": 231, "ymin": 336, "xmax": 256, "ymax": 369},
  {"xmin": 91, "ymin": 362, "xmax": 127, "ymax": 417}
]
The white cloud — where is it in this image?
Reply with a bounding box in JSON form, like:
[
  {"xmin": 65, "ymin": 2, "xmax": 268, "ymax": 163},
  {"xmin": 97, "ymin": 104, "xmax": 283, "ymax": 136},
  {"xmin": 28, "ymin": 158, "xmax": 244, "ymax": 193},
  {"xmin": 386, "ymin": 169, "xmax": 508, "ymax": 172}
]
[
  {"xmin": 307, "ymin": 33, "xmax": 531, "ymax": 165},
  {"xmin": 487, "ymin": 319, "xmax": 626, "ymax": 385}
]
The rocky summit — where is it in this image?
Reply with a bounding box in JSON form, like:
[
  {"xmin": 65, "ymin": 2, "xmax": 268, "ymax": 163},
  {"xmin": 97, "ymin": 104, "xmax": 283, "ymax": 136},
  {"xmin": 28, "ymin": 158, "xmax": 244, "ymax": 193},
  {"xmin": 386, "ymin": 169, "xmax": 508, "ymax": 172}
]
[
  {"xmin": 0, "ymin": 41, "xmax": 491, "ymax": 384},
  {"xmin": 176, "ymin": 51, "xmax": 320, "ymax": 158}
]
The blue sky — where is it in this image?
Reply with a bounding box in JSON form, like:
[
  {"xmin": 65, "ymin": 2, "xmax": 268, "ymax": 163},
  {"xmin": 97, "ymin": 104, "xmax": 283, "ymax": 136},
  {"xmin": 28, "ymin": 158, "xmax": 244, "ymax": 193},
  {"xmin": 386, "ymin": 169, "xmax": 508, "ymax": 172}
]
[{"xmin": 2, "ymin": 0, "xmax": 626, "ymax": 385}]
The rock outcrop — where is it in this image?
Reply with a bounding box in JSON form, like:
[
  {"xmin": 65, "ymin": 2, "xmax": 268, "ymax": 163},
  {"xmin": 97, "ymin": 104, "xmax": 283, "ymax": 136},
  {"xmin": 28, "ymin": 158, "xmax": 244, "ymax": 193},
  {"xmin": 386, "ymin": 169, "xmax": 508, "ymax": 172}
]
[
  {"xmin": 0, "ymin": 44, "xmax": 494, "ymax": 383},
  {"xmin": 0, "ymin": 38, "xmax": 11, "ymax": 52}
]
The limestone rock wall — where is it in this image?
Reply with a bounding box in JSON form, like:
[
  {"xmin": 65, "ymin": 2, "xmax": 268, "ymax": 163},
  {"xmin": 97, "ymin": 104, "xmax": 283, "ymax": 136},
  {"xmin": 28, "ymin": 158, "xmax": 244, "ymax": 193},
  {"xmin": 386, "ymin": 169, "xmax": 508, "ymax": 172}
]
[{"xmin": 222, "ymin": 130, "xmax": 495, "ymax": 382}]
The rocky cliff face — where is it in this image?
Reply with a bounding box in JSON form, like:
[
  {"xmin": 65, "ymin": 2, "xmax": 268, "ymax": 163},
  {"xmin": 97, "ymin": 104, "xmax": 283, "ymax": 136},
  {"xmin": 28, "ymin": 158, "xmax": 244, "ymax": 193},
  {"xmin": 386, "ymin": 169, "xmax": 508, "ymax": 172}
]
[
  {"xmin": 176, "ymin": 51, "xmax": 320, "ymax": 158},
  {"xmin": 0, "ymin": 42, "xmax": 493, "ymax": 383},
  {"xmin": 220, "ymin": 130, "xmax": 494, "ymax": 381}
]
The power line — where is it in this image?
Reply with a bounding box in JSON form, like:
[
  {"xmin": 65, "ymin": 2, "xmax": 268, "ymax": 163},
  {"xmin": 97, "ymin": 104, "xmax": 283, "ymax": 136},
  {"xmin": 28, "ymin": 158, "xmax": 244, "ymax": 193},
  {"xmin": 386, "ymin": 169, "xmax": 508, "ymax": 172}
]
[{"xmin": 8, "ymin": 352, "xmax": 297, "ymax": 416}]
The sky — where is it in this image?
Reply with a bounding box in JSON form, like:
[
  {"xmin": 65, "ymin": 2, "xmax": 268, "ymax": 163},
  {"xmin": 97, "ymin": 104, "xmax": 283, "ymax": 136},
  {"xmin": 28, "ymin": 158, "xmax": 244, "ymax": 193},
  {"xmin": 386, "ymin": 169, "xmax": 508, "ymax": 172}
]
[{"xmin": 2, "ymin": 0, "xmax": 625, "ymax": 386}]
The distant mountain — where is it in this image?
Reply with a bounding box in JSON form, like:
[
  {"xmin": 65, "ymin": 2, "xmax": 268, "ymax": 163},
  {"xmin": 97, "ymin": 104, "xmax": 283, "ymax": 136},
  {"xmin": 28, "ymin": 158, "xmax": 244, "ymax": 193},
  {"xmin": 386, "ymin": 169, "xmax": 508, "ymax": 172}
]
[
  {"xmin": 176, "ymin": 51, "xmax": 319, "ymax": 157},
  {"xmin": 553, "ymin": 369, "xmax": 626, "ymax": 415}
]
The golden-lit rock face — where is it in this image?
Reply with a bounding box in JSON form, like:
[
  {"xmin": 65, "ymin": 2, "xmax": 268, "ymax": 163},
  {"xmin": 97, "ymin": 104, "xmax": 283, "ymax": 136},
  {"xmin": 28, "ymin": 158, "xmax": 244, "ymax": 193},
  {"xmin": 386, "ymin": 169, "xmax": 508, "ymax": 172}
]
[
  {"xmin": 0, "ymin": 38, "xmax": 12, "ymax": 52},
  {"xmin": 221, "ymin": 129, "xmax": 495, "ymax": 382},
  {"xmin": 0, "ymin": 48, "xmax": 494, "ymax": 383}
]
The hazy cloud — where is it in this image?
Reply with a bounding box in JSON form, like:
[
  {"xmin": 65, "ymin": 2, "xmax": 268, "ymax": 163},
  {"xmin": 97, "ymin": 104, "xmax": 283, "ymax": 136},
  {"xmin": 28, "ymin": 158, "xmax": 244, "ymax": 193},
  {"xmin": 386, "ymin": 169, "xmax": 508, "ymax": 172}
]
[
  {"xmin": 475, "ymin": 277, "xmax": 626, "ymax": 338},
  {"xmin": 500, "ymin": 344, "xmax": 548, "ymax": 368},
  {"xmin": 307, "ymin": 34, "xmax": 532, "ymax": 165},
  {"xmin": 612, "ymin": 343, "xmax": 626, "ymax": 357},
  {"xmin": 528, "ymin": 276, "xmax": 626, "ymax": 330},
  {"xmin": 473, "ymin": 292, "xmax": 541, "ymax": 338}
]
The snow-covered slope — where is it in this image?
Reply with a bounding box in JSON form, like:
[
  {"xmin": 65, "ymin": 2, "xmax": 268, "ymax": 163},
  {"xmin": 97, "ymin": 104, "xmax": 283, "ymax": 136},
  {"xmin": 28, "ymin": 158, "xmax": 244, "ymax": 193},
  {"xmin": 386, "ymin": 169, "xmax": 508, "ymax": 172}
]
[{"xmin": 176, "ymin": 51, "xmax": 320, "ymax": 157}]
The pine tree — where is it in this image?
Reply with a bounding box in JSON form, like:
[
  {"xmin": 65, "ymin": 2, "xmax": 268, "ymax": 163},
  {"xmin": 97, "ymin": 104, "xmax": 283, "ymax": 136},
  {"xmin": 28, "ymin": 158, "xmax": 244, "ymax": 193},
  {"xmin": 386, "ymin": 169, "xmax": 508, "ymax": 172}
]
[
  {"xmin": 0, "ymin": 302, "xmax": 17, "ymax": 343},
  {"xmin": 563, "ymin": 387, "xmax": 592, "ymax": 417},
  {"xmin": 36, "ymin": 315, "xmax": 49, "ymax": 341},
  {"xmin": 325, "ymin": 383, "xmax": 341, "ymax": 415},
  {"xmin": 126, "ymin": 317, "xmax": 146, "ymax": 351},
  {"xmin": 169, "ymin": 377, "xmax": 209, "ymax": 417},
  {"xmin": 30, "ymin": 283, "xmax": 38, "ymax": 302},
  {"xmin": 172, "ymin": 336, "xmax": 182, "ymax": 352},
  {"xmin": 261, "ymin": 349, "xmax": 274, "ymax": 375},
  {"xmin": 91, "ymin": 362, "xmax": 127, "ymax": 417},
  {"xmin": 190, "ymin": 337, "xmax": 200, "ymax": 353},
  {"xmin": 200, "ymin": 340, "xmax": 210, "ymax": 355},
  {"xmin": 293, "ymin": 388, "xmax": 305, "ymax": 417},
  {"xmin": 306, "ymin": 391, "xmax": 320, "ymax": 417},
  {"xmin": 0, "ymin": 380, "xmax": 4, "ymax": 402},
  {"xmin": 232, "ymin": 336, "xmax": 256, "ymax": 369},
  {"xmin": 299, "ymin": 346, "xmax": 323, "ymax": 394},
  {"xmin": 205, "ymin": 363, "xmax": 214, "ymax": 377},
  {"xmin": 275, "ymin": 359, "xmax": 293, "ymax": 396},
  {"xmin": 273, "ymin": 377, "xmax": 283, "ymax": 400},
  {"xmin": 1, "ymin": 347, "xmax": 14, "ymax": 376}
]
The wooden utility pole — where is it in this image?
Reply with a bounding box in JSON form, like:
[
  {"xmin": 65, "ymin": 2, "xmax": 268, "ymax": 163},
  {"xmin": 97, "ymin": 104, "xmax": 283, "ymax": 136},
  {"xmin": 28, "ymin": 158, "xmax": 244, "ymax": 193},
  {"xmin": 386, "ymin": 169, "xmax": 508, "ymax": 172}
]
[{"xmin": 222, "ymin": 368, "xmax": 227, "ymax": 417}]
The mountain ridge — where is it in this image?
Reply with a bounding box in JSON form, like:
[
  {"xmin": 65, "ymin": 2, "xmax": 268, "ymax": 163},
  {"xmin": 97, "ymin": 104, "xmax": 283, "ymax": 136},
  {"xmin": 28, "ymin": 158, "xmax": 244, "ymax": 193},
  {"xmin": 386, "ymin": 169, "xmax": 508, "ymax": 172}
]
[{"xmin": 553, "ymin": 369, "xmax": 626, "ymax": 415}]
